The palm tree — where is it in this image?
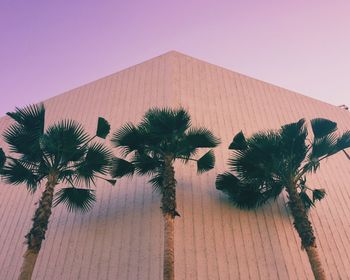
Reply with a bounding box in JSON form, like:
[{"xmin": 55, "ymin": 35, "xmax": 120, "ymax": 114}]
[
  {"xmin": 216, "ymin": 118, "xmax": 350, "ymax": 280},
  {"xmin": 0, "ymin": 104, "xmax": 114, "ymax": 280},
  {"xmin": 110, "ymin": 107, "xmax": 220, "ymax": 280}
]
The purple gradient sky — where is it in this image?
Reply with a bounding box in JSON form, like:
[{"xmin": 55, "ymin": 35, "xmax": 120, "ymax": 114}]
[{"xmin": 1, "ymin": 0, "xmax": 350, "ymax": 116}]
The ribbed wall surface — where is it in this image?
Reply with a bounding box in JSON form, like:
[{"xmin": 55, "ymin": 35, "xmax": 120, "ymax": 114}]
[{"xmin": 0, "ymin": 51, "xmax": 349, "ymax": 279}]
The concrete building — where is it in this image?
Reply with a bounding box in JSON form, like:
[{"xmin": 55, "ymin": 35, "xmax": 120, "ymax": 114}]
[{"xmin": 0, "ymin": 51, "xmax": 349, "ymax": 279}]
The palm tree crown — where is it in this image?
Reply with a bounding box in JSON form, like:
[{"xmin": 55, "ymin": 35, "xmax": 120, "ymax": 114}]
[
  {"xmin": 216, "ymin": 118, "xmax": 350, "ymax": 280},
  {"xmin": 216, "ymin": 118, "xmax": 349, "ymax": 209},
  {"xmin": 2, "ymin": 104, "xmax": 113, "ymax": 209},
  {"xmin": 111, "ymin": 107, "xmax": 220, "ymax": 214}
]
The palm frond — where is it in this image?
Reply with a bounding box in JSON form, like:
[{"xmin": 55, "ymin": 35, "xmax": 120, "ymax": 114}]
[
  {"xmin": 303, "ymin": 134, "xmax": 338, "ymax": 174},
  {"xmin": 96, "ymin": 117, "xmax": 110, "ymax": 139},
  {"xmin": 105, "ymin": 178, "xmax": 117, "ymax": 185},
  {"xmin": 230, "ymin": 132, "xmax": 282, "ymax": 180},
  {"xmin": 215, "ymin": 172, "xmax": 240, "ymax": 190},
  {"xmin": 184, "ymin": 127, "xmax": 220, "ymax": 148},
  {"xmin": 280, "ymin": 118, "xmax": 306, "ymax": 139},
  {"xmin": 75, "ymin": 142, "xmax": 112, "ymax": 185},
  {"xmin": 336, "ymin": 131, "xmax": 350, "ymax": 151},
  {"xmin": 148, "ymin": 172, "xmax": 164, "ymax": 194},
  {"xmin": 6, "ymin": 103, "xmax": 45, "ymax": 128},
  {"xmin": 216, "ymin": 172, "xmax": 273, "ymax": 209},
  {"xmin": 140, "ymin": 107, "xmax": 191, "ymax": 136},
  {"xmin": 229, "ymin": 131, "xmax": 247, "ymax": 150},
  {"xmin": 299, "ymin": 192, "xmax": 314, "ymax": 209},
  {"xmin": 42, "ymin": 120, "xmax": 89, "ymax": 164},
  {"xmin": 310, "ymin": 133, "xmax": 337, "ymax": 159},
  {"xmin": 133, "ymin": 152, "xmax": 160, "ymax": 175},
  {"xmin": 0, "ymin": 148, "xmax": 5, "ymax": 170},
  {"xmin": 312, "ymin": 188, "xmax": 326, "ymax": 202},
  {"xmin": 58, "ymin": 169, "xmax": 75, "ymax": 183},
  {"xmin": 111, "ymin": 157, "xmax": 135, "ymax": 178},
  {"xmin": 279, "ymin": 119, "xmax": 308, "ymax": 170},
  {"xmin": 310, "ymin": 118, "xmax": 337, "ymax": 139},
  {"xmin": 111, "ymin": 123, "xmax": 145, "ymax": 155},
  {"xmin": 54, "ymin": 187, "xmax": 96, "ymax": 212},
  {"xmin": 1, "ymin": 159, "xmax": 41, "ymax": 192},
  {"xmin": 197, "ymin": 150, "xmax": 215, "ymax": 173},
  {"xmin": 3, "ymin": 104, "xmax": 46, "ymax": 162}
]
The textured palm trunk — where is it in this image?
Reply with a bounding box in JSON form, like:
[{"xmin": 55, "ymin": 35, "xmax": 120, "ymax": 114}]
[
  {"xmin": 286, "ymin": 182, "xmax": 326, "ymax": 280},
  {"xmin": 161, "ymin": 154, "xmax": 177, "ymax": 280},
  {"xmin": 19, "ymin": 172, "xmax": 58, "ymax": 280}
]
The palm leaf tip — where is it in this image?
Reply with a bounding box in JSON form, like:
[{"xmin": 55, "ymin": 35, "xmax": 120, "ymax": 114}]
[
  {"xmin": 96, "ymin": 117, "xmax": 110, "ymax": 139},
  {"xmin": 197, "ymin": 150, "xmax": 215, "ymax": 173},
  {"xmin": 106, "ymin": 179, "xmax": 117, "ymax": 185},
  {"xmin": 311, "ymin": 118, "xmax": 337, "ymax": 139},
  {"xmin": 54, "ymin": 188, "xmax": 96, "ymax": 212},
  {"xmin": 229, "ymin": 131, "xmax": 247, "ymax": 150}
]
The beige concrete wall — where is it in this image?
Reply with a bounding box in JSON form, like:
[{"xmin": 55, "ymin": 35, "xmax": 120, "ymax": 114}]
[{"xmin": 0, "ymin": 51, "xmax": 349, "ymax": 279}]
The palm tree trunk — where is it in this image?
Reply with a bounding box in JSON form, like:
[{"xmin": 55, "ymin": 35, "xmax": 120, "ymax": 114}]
[
  {"xmin": 161, "ymin": 154, "xmax": 177, "ymax": 280},
  {"xmin": 286, "ymin": 182, "xmax": 326, "ymax": 280},
  {"xmin": 19, "ymin": 173, "xmax": 58, "ymax": 280},
  {"xmin": 163, "ymin": 213, "xmax": 175, "ymax": 280}
]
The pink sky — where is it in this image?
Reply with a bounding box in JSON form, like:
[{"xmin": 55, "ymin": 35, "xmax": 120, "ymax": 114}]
[{"xmin": 1, "ymin": 0, "xmax": 350, "ymax": 116}]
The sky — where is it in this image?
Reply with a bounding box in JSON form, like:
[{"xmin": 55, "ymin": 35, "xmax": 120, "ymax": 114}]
[{"xmin": 1, "ymin": 0, "xmax": 350, "ymax": 116}]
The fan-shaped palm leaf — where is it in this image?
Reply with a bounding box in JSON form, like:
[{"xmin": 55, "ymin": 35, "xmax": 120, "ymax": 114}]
[
  {"xmin": 230, "ymin": 132, "xmax": 283, "ymax": 181},
  {"xmin": 53, "ymin": 187, "xmax": 96, "ymax": 212},
  {"xmin": 310, "ymin": 133, "xmax": 337, "ymax": 160},
  {"xmin": 229, "ymin": 131, "xmax": 247, "ymax": 150},
  {"xmin": 111, "ymin": 123, "xmax": 146, "ymax": 155},
  {"xmin": 299, "ymin": 191, "xmax": 314, "ymax": 209},
  {"xmin": 96, "ymin": 117, "xmax": 111, "ymax": 139},
  {"xmin": 75, "ymin": 142, "xmax": 112, "ymax": 185},
  {"xmin": 184, "ymin": 127, "xmax": 220, "ymax": 148},
  {"xmin": 41, "ymin": 120, "xmax": 89, "ymax": 164},
  {"xmin": 279, "ymin": 119, "xmax": 308, "ymax": 169},
  {"xmin": 140, "ymin": 107, "xmax": 191, "ymax": 136},
  {"xmin": 197, "ymin": 150, "xmax": 215, "ymax": 173},
  {"xmin": 216, "ymin": 172, "xmax": 269, "ymax": 209},
  {"xmin": 148, "ymin": 172, "xmax": 164, "ymax": 194},
  {"xmin": 111, "ymin": 157, "xmax": 135, "ymax": 178},
  {"xmin": 6, "ymin": 103, "xmax": 45, "ymax": 127},
  {"xmin": 280, "ymin": 118, "xmax": 306, "ymax": 138},
  {"xmin": 5, "ymin": 104, "xmax": 45, "ymax": 162},
  {"xmin": 1, "ymin": 159, "xmax": 41, "ymax": 192},
  {"xmin": 133, "ymin": 152, "xmax": 161, "ymax": 175},
  {"xmin": 311, "ymin": 118, "xmax": 337, "ymax": 139},
  {"xmin": 215, "ymin": 172, "xmax": 240, "ymax": 191},
  {"xmin": 336, "ymin": 131, "xmax": 350, "ymax": 151},
  {"xmin": 312, "ymin": 188, "xmax": 326, "ymax": 202}
]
